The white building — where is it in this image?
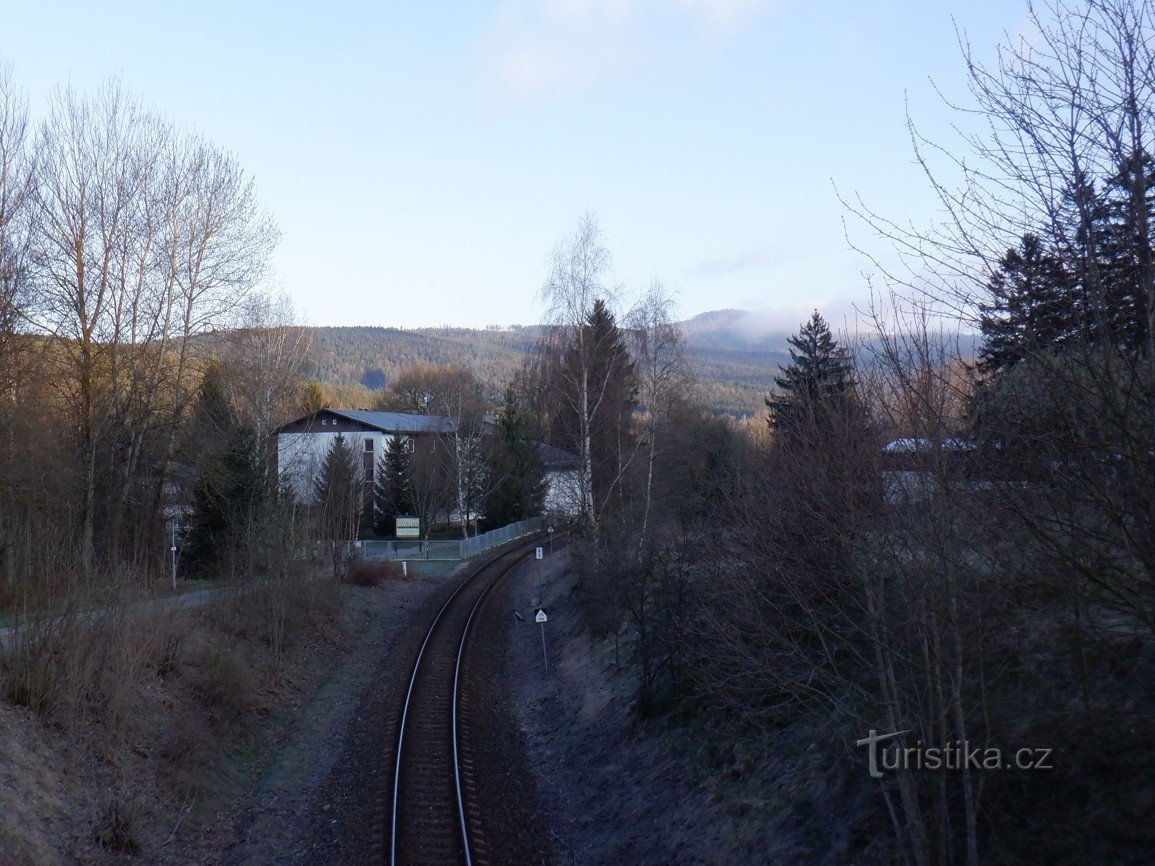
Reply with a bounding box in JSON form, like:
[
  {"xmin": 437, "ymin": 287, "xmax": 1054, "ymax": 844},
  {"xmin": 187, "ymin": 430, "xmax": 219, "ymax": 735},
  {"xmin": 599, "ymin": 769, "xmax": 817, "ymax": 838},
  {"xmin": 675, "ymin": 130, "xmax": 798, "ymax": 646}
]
[{"xmin": 274, "ymin": 408, "xmax": 581, "ymax": 516}]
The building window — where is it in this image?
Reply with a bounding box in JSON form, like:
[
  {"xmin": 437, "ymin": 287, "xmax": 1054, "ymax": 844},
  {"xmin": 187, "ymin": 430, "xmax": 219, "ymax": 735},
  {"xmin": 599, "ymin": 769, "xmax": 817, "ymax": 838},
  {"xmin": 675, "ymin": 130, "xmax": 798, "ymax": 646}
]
[{"xmin": 364, "ymin": 439, "xmax": 374, "ymax": 452}]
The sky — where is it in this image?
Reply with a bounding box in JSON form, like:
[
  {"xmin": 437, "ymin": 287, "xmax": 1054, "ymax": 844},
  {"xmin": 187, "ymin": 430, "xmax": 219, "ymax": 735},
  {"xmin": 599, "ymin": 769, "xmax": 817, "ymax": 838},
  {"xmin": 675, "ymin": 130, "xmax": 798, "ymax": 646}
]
[{"xmin": 1, "ymin": 0, "xmax": 1025, "ymax": 330}]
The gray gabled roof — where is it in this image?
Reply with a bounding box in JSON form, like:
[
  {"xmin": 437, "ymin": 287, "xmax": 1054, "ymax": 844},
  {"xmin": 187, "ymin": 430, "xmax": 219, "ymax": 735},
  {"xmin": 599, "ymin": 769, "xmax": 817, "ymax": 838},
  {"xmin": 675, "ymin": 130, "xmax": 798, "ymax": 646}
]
[
  {"xmin": 274, "ymin": 408, "xmax": 495, "ymax": 436},
  {"xmin": 538, "ymin": 442, "xmax": 581, "ymax": 470},
  {"xmin": 326, "ymin": 409, "xmax": 458, "ymax": 434}
]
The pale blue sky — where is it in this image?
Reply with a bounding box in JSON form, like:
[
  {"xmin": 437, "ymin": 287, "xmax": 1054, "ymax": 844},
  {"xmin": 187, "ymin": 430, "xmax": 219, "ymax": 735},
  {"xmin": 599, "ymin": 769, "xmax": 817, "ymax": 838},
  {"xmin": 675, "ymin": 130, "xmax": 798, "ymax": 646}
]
[{"xmin": 2, "ymin": 0, "xmax": 1022, "ymax": 329}]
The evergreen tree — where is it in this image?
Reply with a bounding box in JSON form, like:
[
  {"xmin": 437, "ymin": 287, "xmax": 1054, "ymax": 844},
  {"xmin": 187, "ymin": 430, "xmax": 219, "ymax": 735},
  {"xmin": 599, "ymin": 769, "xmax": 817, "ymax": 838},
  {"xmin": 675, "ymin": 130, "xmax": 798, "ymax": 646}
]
[
  {"xmin": 767, "ymin": 312, "xmax": 855, "ymax": 437},
  {"xmin": 979, "ymin": 234, "xmax": 1075, "ymax": 373},
  {"xmin": 373, "ymin": 434, "xmax": 414, "ymax": 535},
  {"xmin": 183, "ymin": 367, "xmax": 267, "ymax": 577},
  {"xmin": 314, "ymin": 434, "xmax": 362, "ymax": 576},
  {"xmin": 556, "ymin": 298, "xmax": 637, "ymax": 521},
  {"xmin": 1087, "ymin": 153, "xmax": 1153, "ymax": 353},
  {"xmin": 483, "ymin": 388, "xmax": 546, "ymax": 527},
  {"xmin": 979, "ymin": 161, "xmax": 1155, "ymax": 373}
]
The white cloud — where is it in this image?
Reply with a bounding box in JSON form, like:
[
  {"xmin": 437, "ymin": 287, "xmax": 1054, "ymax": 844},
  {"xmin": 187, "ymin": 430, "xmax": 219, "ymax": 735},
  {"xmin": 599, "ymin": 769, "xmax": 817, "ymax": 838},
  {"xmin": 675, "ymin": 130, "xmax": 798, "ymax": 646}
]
[
  {"xmin": 688, "ymin": 248, "xmax": 777, "ymax": 277},
  {"xmin": 479, "ymin": 0, "xmax": 773, "ymax": 101}
]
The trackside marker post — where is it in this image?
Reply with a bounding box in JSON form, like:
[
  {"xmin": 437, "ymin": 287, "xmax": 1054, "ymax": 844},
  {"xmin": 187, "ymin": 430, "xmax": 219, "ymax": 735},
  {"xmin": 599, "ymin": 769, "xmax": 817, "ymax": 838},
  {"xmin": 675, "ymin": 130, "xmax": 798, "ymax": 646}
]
[{"xmin": 536, "ymin": 609, "xmax": 549, "ymax": 673}]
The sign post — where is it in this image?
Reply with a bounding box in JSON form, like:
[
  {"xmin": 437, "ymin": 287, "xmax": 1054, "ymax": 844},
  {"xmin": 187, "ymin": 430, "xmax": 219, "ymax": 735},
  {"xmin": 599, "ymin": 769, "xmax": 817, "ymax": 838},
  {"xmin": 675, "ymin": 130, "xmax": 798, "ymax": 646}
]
[
  {"xmin": 395, "ymin": 516, "xmax": 420, "ymax": 538},
  {"xmin": 535, "ymin": 547, "xmax": 543, "ymax": 597},
  {"xmin": 547, "ymin": 524, "xmax": 555, "ymax": 554},
  {"xmin": 535, "ymin": 608, "xmax": 549, "ymax": 673}
]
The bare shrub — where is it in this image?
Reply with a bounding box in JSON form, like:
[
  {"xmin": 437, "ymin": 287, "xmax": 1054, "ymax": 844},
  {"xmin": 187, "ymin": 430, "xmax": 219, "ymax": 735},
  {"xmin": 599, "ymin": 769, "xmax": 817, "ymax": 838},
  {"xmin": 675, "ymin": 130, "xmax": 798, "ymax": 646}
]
[
  {"xmin": 160, "ymin": 708, "xmax": 216, "ymax": 797},
  {"xmin": 184, "ymin": 642, "xmax": 256, "ymax": 728},
  {"xmin": 207, "ymin": 573, "xmax": 338, "ymax": 677},
  {"xmin": 342, "ymin": 558, "xmax": 403, "ymax": 586},
  {"xmin": 2, "ymin": 606, "xmax": 143, "ymax": 727}
]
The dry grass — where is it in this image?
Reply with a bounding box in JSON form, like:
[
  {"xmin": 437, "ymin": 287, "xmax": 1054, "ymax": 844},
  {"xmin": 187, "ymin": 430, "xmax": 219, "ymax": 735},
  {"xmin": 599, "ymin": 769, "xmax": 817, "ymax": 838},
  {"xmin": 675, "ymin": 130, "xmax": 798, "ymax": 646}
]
[
  {"xmin": 93, "ymin": 790, "xmax": 142, "ymax": 854},
  {"xmin": 0, "ymin": 566, "xmax": 343, "ymax": 863}
]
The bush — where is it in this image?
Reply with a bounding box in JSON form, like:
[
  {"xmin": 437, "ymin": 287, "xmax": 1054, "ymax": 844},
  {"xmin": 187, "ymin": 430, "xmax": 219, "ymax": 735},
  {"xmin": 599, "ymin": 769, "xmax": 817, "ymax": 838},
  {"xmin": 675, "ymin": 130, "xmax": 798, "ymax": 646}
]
[
  {"xmin": 185, "ymin": 644, "xmax": 256, "ymax": 727},
  {"xmin": 342, "ymin": 558, "xmax": 406, "ymax": 586}
]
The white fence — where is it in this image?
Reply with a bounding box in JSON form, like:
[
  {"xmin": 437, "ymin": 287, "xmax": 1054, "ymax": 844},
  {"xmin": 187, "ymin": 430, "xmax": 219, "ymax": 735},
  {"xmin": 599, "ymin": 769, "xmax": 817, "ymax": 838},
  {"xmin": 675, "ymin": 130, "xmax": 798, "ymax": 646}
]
[{"xmin": 356, "ymin": 516, "xmax": 544, "ymax": 561}]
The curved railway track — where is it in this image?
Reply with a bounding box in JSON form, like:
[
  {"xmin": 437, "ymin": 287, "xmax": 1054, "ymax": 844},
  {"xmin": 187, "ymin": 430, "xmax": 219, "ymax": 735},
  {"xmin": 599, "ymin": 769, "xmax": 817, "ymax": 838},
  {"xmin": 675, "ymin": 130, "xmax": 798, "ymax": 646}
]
[{"xmin": 386, "ymin": 534, "xmax": 552, "ymax": 866}]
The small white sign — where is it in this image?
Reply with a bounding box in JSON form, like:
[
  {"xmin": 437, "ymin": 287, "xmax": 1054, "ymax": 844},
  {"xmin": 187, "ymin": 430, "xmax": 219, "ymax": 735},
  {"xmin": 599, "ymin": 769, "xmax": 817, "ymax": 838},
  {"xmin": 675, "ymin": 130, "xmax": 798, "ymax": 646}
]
[
  {"xmin": 535, "ymin": 546, "xmax": 543, "ymax": 560},
  {"xmin": 395, "ymin": 516, "xmax": 420, "ymax": 538},
  {"xmin": 535, "ymin": 609, "xmax": 548, "ymax": 623}
]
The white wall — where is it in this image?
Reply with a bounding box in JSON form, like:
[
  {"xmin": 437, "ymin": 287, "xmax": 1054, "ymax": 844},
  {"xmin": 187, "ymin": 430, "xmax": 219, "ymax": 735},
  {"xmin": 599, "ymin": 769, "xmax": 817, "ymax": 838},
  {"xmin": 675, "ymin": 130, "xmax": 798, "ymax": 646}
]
[
  {"xmin": 278, "ymin": 431, "xmax": 403, "ymax": 502},
  {"xmin": 543, "ymin": 469, "xmax": 582, "ymax": 515}
]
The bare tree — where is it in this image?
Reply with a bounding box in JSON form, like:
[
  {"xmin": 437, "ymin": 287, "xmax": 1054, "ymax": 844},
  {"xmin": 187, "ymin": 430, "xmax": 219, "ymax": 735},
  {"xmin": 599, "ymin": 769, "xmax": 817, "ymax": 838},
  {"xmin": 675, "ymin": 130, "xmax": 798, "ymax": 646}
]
[
  {"xmin": 627, "ymin": 278, "xmax": 685, "ymax": 548},
  {"xmin": 0, "ymin": 61, "xmax": 30, "ymax": 368},
  {"xmin": 836, "ymin": 5, "xmax": 1155, "ymax": 858},
  {"xmin": 377, "ymin": 363, "xmax": 493, "ymax": 536},
  {"xmin": 223, "ymin": 291, "xmax": 312, "ymax": 445},
  {"xmin": 30, "ymin": 81, "xmax": 161, "ymax": 569},
  {"xmin": 27, "ymin": 78, "xmax": 277, "ymax": 571},
  {"xmin": 539, "ymin": 213, "xmax": 636, "ymax": 534}
]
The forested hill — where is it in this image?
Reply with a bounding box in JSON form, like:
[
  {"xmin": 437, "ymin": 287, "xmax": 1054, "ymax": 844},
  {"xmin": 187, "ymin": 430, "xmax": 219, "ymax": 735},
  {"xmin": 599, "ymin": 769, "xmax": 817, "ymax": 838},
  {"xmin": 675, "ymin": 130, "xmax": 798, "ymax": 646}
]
[
  {"xmin": 299, "ymin": 312, "xmax": 980, "ymax": 417},
  {"xmin": 306, "ymin": 325, "xmax": 542, "ymax": 393},
  {"xmin": 303, "ymin": 312, "xmax": 792, "ymax": 417}
]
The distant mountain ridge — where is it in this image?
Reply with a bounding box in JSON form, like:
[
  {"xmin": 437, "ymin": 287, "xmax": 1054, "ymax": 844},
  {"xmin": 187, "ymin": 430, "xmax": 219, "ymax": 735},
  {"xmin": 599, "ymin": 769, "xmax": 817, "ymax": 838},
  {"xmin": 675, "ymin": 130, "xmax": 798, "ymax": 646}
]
[
  {"xmin": 676, "ymin": 308, "xmax": 794, "ymax": 352},
  {"xmin": 301, "ymin": 314, "xmax": 790, "ymax": 417},
  {"xmin": 297, "ymin": 310, "xmax": 978, "ymax": 418}
]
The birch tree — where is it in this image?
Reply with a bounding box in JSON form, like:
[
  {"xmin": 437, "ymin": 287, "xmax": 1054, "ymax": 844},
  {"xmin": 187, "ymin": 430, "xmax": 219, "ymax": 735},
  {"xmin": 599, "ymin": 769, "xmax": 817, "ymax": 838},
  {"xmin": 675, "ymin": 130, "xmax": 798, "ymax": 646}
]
[
  {"xmin": 540, "ymin": 213, "xmax": 637, "ymax": 535},
  {"xmin": 29, "ymin": 79, "xmax": 276, "ymax": 570},
  {"xmin": 627, "ymin": 279, "xmax": 684, "ymax": 547}
]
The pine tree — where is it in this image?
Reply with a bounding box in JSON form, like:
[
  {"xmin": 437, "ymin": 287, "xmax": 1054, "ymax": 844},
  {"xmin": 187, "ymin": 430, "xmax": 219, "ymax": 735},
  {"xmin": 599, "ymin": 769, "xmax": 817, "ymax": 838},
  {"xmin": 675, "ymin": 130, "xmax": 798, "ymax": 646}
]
[
  {"xmin": 482, "ymin": 388, "xmax": 546, "ymax": 528},
  {"xmin": 314, "ymin": 434, "xmax": 362, "ymax": 576},
  {"xmin": 556, "ymin": 298, "xmax": 637, "ymax": 521},
  {"xmin": 767, "ymin": 312, "xmax": 855, "ymax": 437},
  {"xmin": 373, "ymin": 434, "xmax": 414, "ymax": 535},
  {"xmin": 183, "ymin": 367, "xmax": 267, "ymax": 577},
  {"xmin": 979, "ymin": 163, "xmax": 1155, "ymax": 373},
  {"xmin": 979, "ymin": 234, "xmax": 1075, "ymax": 373}
]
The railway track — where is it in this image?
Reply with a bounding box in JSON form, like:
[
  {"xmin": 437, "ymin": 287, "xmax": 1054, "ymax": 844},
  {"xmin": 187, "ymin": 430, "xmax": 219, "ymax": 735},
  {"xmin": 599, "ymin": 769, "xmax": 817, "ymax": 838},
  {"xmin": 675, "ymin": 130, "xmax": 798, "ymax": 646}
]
[{"xmin": 386, "ymin": 534, "xmax": 550, "ymax": 866}]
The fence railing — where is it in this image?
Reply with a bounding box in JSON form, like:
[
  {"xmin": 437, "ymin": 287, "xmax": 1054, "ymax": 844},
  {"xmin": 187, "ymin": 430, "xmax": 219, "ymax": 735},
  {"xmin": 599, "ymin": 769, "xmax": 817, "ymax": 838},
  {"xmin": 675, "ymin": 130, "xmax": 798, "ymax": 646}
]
[
  {"xmin": 356, "ymin": 516, "xmax": 544, "ymax": 562},
  {"xmin": 460, "ymin": 516, "xmax": 543, "ymax": 558}
]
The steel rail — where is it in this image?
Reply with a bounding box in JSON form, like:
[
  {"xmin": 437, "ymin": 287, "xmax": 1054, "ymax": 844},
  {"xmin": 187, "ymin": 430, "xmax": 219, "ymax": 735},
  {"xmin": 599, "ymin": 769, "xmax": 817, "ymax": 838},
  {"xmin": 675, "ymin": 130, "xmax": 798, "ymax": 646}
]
[{"xmin": 389, "ymin": 535, "xmax": 544, "ymax": 866}]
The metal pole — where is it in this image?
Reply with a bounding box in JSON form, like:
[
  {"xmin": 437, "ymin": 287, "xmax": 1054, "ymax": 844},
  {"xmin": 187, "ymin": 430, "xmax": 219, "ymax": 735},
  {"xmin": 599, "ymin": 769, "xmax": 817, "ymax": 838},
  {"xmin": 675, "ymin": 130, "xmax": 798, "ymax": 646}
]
[
  {"xmin": 170, "ymin": 521, "xmax": 177, "ymax": 589},
  {"xmin": 539, "ymin": 621, "xmax": 549, "ymax": 674}
]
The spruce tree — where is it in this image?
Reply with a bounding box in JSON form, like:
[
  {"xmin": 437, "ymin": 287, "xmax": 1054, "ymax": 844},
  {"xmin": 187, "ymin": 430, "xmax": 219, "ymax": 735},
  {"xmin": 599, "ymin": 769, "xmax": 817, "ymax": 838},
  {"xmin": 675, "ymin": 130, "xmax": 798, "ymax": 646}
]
[
  {"xmin": 373, "ymin": 434, "xmax": 414, "ymax": 535},
  {"xmin": 182, "ymin": 364, "xmax": 269, "ymax": 578},
  {"xmin": 558, "ymin": 298, "xmax": 637, "ymax": 520},
  {"xmin": 767, "ymin": 312, "xmax": 855, "ymax": 437},
  {"xmin": 979, "ymin": 234, "xmax": 1075, "ymax": 373},
  {"xmin": 979, "ymin": 163, "xmax": 1155, "ymax": 373},
  {"xmin": 483, "ymin": 388, "xmax": 546, "ymax": 528},
  {"xmin": 315, "ymin": 434, "xmax": 362, "ymax": 575}
]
